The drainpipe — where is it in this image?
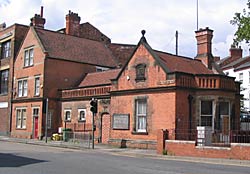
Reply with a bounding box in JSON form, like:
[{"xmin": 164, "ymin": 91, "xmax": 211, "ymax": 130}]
[{"xmin": 188, "ymin": 95, "xmax": 193, "ymax": 140}]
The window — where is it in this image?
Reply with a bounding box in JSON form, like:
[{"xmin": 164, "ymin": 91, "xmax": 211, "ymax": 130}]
[
  {"xmin": 17, "ymin": 79, "xmax": 28, "ymax": 97},
  {"xmin": 34, "ymin": 76, "xmax": 40, "ymax": 96},
  {"xmin": 135, "ymin": 99, "xmax": 147, "ymax": 132},
  {"xmin": 249, "ymin": 72, "xmax": 250, "ymax": 83},
  {"xmin": 135, "ymin": 64, "xmax": 146, "ymax": 81},
  {"xmin": 239, "ymin": 73, "xmax": 243, "ymax": 83},
  {"xmin": 32, "ymin": 108, "xmax": 39, "ymax": 117},
  {"xmin": 24, "ymin": 48, "xmax": 34, "ymax": 67},
  {"xmin": 1, "ymin": 40, "xmax": 11, "ymax": 59},
  {"xmin": 78, "ymin": 109, "xmax": 86, "ymax": 122},
  {"xmin": 200, "ymin": 101, "xmax": 213, "ymax": 127},
  {"xmin": 220, "ymin": 102, "xmax": 229, "ymax": 116},
  {"xmin": 64, "ymin": 109, "xmax": 71, "ymax": 121},
  {"xmin": 0, "ymin": 69, "xmax": 9, "ymax": 94},
  {"xmin": 16, "ymin": 108, "xmax": 27, "ymax": 129}
]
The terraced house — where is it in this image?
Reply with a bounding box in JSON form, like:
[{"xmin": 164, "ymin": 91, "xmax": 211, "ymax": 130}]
[{"xmin": 10, "ymin": 10, "xmax": 126, "ymax": 139}]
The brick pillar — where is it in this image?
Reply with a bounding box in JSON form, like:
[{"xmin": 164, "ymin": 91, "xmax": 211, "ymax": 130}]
[{"xmin": 157, "ymin": 129, "xmax": 168, "ymax": 154}]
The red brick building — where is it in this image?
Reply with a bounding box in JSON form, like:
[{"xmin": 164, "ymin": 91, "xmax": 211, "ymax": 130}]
[
  {"xmin": 11, "ymin": 10, "xmax": 119, "ymax": 139},
  {"xmin": 108, "ymin": 28, "xmax": 240, "ymax": 148},
  {"xmin": 60, "ymin": 69, "xmax": 121, "ymax": 143},
  {"xmin": 0, "ymin": 23, "xmax": 28, "ymax": 136},
  {"xmin": 59, "ymin": 28, "xmax": 240, "ymax": 149}
]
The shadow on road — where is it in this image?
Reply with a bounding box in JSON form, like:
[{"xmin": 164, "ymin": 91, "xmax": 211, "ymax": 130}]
[{"xmin": 0, "ymin": 153, "xmax": 47, "ymax": 167}]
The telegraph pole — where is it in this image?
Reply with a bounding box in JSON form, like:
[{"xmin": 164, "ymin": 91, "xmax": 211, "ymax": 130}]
[
  {"xmin": 197, "ymin": 0, "xmax": 199, "ymax": 30},
  {"xmin": 175, "ymin": 30, "xmax": 178, "ymax": 56}
]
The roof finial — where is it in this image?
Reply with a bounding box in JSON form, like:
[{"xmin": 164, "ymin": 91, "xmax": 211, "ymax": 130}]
[{"xmin": 141, "ymin": 30, "xmax": 146, "ymax": 37}]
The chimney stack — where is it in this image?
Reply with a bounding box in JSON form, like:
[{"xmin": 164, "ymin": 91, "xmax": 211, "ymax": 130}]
[
  {"xmin": 195, "ymin": 27, "xmax": 213, "ymax": 69},
  {"xmin": 230, "ymin": 45, "xmax": 242, "ymax": 60},
  {"xmin": 65, "ymin": 11, "xmax": 81, "ymax": 36},
  {"xmin": 30, "ymin": 6, "xmax": 46, "ymax": 28}
]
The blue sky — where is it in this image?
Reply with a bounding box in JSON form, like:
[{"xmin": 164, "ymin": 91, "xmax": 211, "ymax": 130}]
[{"xmin": 0, "ymin": 0, "xmax": 248, "ymax": 58}]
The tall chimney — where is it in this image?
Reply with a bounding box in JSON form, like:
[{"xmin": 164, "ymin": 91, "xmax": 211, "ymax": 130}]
[
  {"xmin": 195, "ymin": 27, "xmax": 213, "ymax": 69},
  {"xmin": 65, "ymin": 11, "xmax": 81, "ymax": 36},
  {"xmin": 230, "ymin": 45, "xmax": 242, "ymax": 60},
  {"xmin": 30, "ymin": 6, "xmax": 46, "ymax": 28}
]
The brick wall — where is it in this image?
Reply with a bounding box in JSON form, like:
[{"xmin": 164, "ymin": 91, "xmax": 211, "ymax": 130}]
[{"xmin": 157, "ymin": 129, "xmax": 250, "ymax": 160}]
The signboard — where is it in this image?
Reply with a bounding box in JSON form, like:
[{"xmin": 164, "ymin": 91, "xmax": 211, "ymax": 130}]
[
  {"xmin": 0, "ymin": 102, "xmax": 8, "ymax": 108},
  {"xmin": 112, "ymin": 114, "xmax": 129, "ymax": 130}
]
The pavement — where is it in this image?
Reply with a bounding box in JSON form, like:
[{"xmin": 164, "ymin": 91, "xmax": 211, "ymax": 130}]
[{"xmin": 0, "ymin": 136, "xmax": 250, "ymax": 167}]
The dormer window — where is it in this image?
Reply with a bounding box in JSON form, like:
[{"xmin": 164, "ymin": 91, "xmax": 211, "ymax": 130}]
[{"xmin": 135, "ymin": 64, "xmax": 146, "ymax": 82}]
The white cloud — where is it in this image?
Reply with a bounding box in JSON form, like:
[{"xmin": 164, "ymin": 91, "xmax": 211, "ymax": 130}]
[{"xmin": 0, "ymin": 0, "xmax": 248, "ymax": 58}]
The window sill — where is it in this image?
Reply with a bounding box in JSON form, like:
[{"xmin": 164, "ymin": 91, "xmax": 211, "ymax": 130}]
[
  {"xmin": 78, "ymin": 120, "xmax": 86, "ymax": 123},
  {"xmin": 23, "ymin": 65, "xmax": 34, "ymax": 69},
  {"xmin": 0, "ymin": 93, "xmax": 8, "ymax": 96},
  {"xmin": 132, "ymin": 131, "xmax": 148, "ymax": 135},
  {"xmin": 135, "ymin": 78, "xmax": 146, "ymax": 82},
  {"xmin": 15, "ymin": 128, "xmax": 27, "ymax": 130}
]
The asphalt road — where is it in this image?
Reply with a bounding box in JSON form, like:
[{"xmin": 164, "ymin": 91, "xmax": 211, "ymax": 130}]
[{"xmin": 0, "ymin": 141, "xmax": 249, "ymax": 174}]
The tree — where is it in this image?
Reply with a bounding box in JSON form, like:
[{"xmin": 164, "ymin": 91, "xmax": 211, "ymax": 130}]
[{"xmin": 230, "ymin": 0, "xmax": 250, "ymax": 46}]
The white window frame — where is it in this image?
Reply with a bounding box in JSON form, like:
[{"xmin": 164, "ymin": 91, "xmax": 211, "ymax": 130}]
[
  {"xmin": 64, "ymin": 109, "xmax": 71, "ymax": 122},
  {"xmin": 34, "ymin": 76, "xmax": 40, "ymax": 96},
  {"xmin": 200, "ymin": 100, "xmax": 213, "ymax": 127},
  {"xmin": 24, "ymin": 48, "xmax": 34, "ymax": 67},
  {"xmin": 2, "ymin": 40, "xmax": 11, "ymax": 58},
  {"xmin": 16, "ymin": 108, "xmax": 27, "ymax": 129},
  {"xmin": 136, "ymin": 99, "xmax": 147, "ymax": 132},
  {"xmin": 78, "ymin": 109, "xmax": 86, "ymax": 122},
  {"xmin": 17, "ymin": 79, "xmax": 28, "ymax": 97},
  {"xmin": 239, "ymin": 72, "xmax": 243, "ymax": 83}
]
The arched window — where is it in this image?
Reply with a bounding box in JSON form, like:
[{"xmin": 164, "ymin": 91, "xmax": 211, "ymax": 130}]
[
  {"xmin": 78, "ymin": 109, "xmax": 86, "ymax": 122},
  {"xmin": 135, "ymin": 64, "xmax": 146, "ymax": 81}
]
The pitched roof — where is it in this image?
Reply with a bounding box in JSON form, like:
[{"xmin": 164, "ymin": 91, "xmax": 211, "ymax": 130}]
[
  {"xmin": 221, "ymin": 56, "xmax": 250, "ymax": 70},
  {"xmin": 156, "ymin": 51, "xmax": 214, "ymax": 74},
  {"xmin": 107, "ymin": 43, "xmax": 136, "ymax": 67},
  {"xmin": 33, "ymin": 27, "xmax": 117, "ymax": 67},
  {"xmin": 115, "ymin": 34, "xmax": 216, "ymax": 80},
  {"xmin": 78, "ymin": 69, "xmax": 121, "ymax": 87}
]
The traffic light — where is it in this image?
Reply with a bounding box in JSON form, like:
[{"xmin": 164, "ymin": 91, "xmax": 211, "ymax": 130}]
[{"xmin": 90, "ymin": 99, "xmax": 98, "ymax": 114}]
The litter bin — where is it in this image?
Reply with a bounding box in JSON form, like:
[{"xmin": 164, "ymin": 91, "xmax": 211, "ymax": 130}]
[{"xmin": 63, "ymin": 128, "xmax": 72, "ymax": 142}]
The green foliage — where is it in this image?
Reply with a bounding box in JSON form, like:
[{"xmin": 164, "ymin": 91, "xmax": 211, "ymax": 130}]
[
  {"xmin": 230, "ymin": 0, "xmax": 250, "ymax": 46},
  {"xmin": 162, "ymin": 149, "xmax": 168, "ymax": 155}
]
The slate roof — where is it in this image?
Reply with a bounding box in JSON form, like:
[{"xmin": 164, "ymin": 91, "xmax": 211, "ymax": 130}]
[
  {"xmin": 108, "ymin": 43, "xmax": 136, "ymax": 67},
  {"xmin": 156, "ymin": 51, "xmax": 214, "ymax": 74},
  {"xmin": 78, "ymin": 69, "xmax": 121, "ymax": 87},
  {"xmin": 34, "ymin": 27, "xmax": 117, "ymax": 67},
  {"xmin": 221, "ymin": 56, "xmax": 250, "ymax": 70},
  {"xmin": 234, "ymin": 61, "xmax": 250, "ymax": 71}
]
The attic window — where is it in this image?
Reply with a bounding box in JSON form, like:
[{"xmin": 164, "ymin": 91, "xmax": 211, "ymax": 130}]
[{"xmin": 135, "ymin": 64, "xmax": 146, "ymax": 82}]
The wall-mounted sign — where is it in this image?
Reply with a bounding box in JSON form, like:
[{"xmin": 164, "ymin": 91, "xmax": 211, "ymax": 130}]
[
  {"xmin": 112, "ymin": 114, "xmax": 129, "ymax": 130},
  {"xmin": 0, "ymin": 102, "xmax": 8, "ymax": 108}
]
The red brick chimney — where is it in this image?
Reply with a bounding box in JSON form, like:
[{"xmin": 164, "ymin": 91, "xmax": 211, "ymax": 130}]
[
  {"xmin": 230, "ymin": 45, "xmax": 242, "ymax": 60},
  {"xmin": 30, "ymin": 6, "xmax": 46, "ymax": 28},
  {"xmin": 195, "ymin": 27, "xmax": 213, "ymax": 69},
  {"xmin": 65, "ymin": 11, "xmax": 81, "ymax": 36}
]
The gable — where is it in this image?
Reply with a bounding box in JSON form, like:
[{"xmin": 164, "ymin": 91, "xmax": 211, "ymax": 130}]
[
  {"xmin": 15, "ymin": 27, "xmax": 45, "ymax": 69},
  {"xmin": 115, "ymin": 44, "xmax": 167, "ymax": 90}
]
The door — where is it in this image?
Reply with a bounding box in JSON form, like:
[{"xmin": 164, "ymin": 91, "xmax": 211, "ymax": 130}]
[{"xmin": 34, "ymin": 117, "xmax": 39, "ymax": 139}]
